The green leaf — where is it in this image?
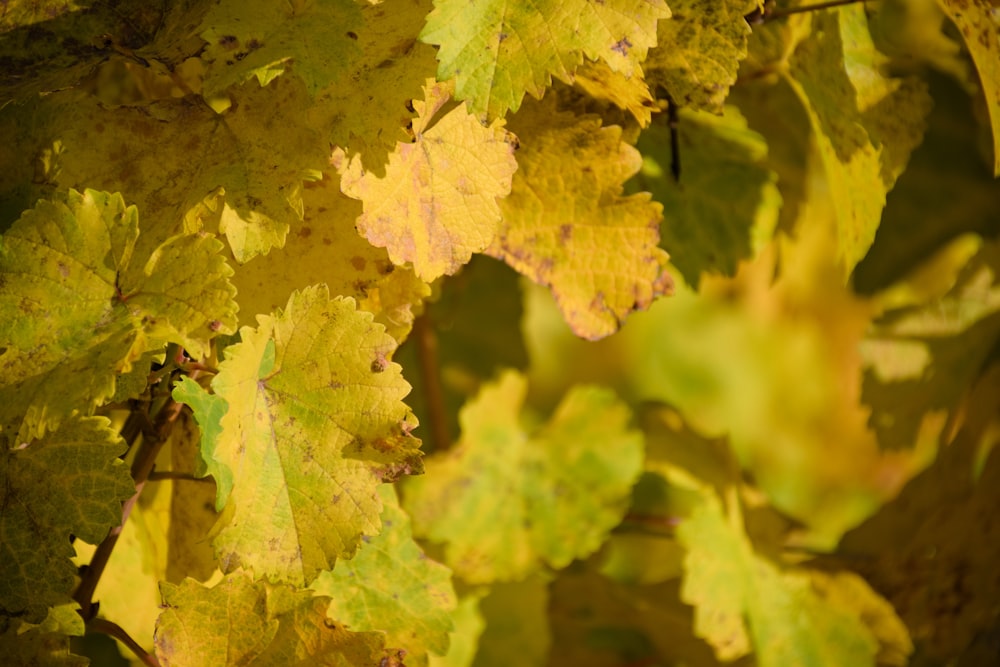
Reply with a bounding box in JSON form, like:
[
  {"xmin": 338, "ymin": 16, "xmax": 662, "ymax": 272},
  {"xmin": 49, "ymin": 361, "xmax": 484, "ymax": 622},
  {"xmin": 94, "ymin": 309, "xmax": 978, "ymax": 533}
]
[
  {"xmin": 335, "ymin": 80, "xmax": 518, "ymax": 282},
  {"xmin": 420, "ymin": 0, "xmax": 670, "ymax": 118},
  {"xmin": 173, "ymin": 376, "xmax": 231, "ymax": 504},
  {"xmin": 197, "ymin": 0, "xmax": 363, "ymax": 98},
  {"xmin": 473, "ymin": 576, "xmax": 551, "ymax": 667},
  {"xmin": 206, "ymin": 285, "xmax": 422, "ymax": 585},
  {"xmin": 311, "ymin": 485, "xmax": 456, "ymax": 667},
  {"xmin": 404, "ymin": 371, "xmax": 643, "ymax": 583},
  {"xmin": 785, "ymin": 6, "xmax": 932, "ymax": 276},
  {"xmin": 0, "ymin": 189, "xmax": 237, "ymax": 434},
  {"xmin": 0, "ymin": 619, "xmax": 88, "ymax": 667},
  {"xmin": 935, "ymin": 0, "xmax": 1000, "ymax": 175},
  {"xmin": 155, "ymin": 570, "xmax": 395, "ymax": 666},
  {"xmin": 489, "ymin": 99, "xmax": 672, "ymax": 340},
  {"xmin": 678, "ymin": 496, "xmax": 883, "ymax": 666},
  {"xmin": 631, "ymin": 105, "xmax": 780, "ymax": 287},
  {"xmin": 0, "ymin": 415, "xmax": 134, "ymax": 622},
  {"xmin": 643, "ymin": 0, "xmax": 751, "ymax": 112}
]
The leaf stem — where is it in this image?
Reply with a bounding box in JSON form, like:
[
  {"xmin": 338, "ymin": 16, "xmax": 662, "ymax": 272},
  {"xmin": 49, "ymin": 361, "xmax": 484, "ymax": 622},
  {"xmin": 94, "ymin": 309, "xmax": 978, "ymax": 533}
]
[
  {"xmin": 412, "ymin": 312, "xmax": 450, "ymax": 452},
  {"xmin": 89, "ymin": 617, "xmax": 161, "ymax": 667},
  {"xmin": 148, "ymin": 469, "xmax": 210, "ymax": 482},
  {"xmin": 759, "ymin": 0, "xmax": 871, "ymax": 22}
]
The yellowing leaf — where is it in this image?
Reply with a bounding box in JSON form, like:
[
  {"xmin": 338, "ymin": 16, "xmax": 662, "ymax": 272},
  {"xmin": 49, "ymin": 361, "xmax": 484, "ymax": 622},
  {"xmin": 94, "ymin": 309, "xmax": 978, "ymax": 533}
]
[
  {"xmin": 571, "ymin": 59, "xmax": 658, "ymax": 127},
  {"xmin": 335, "ymin": 81, "xmax": 518, "ymax": 282},
  {"xmin": 420, "ymin": 0, "xmax": 670, "ymax": 118},
  {"xmin": 205, "ymin": 285, "xmax": 422, "ymax": 585},
  {"xmin": 785, "ymin": 6, "xmax": 932, "ymax": 276},
  {"xmin": 644, "ymin": 0, "xmax": 751, "ymax": 112},
  {"xmin": 936, "ymin": 0, "xmax": 1000, "ymax": 175},
  {"xmin": 0, "ymin": 416, "xmax": 134, "ymax": 622},
  {"xmin": 489, "ymin": 100, "xmax": 672, "ymax": 340},
  {"xmin": 0, "ymin": 620, "xmax": 87, "ymax": 667},
  {"xmin": 403, "ymin": 371, "xmax": 643, "ymax": 583},
  {"xmin": 311, "ymin": 485, "xmax": 456, "ymax": 667},
  {"xmin": 0, "ymin": 189, "xmax": 237, "ymax": 434},
  {"xmin": 678, "ymin": 496, "xmax": 886, "ymax": 666},
  {"xmin": 230, "ymin": 173, "xmax": 430, "ymax": 343},
  {"xmin": 155, "ymin": 571, "xmax": 393, "ymax": 666},
  {"xmin": 197, "ymin": 0, "xmax": 363, "ymax": 98}
]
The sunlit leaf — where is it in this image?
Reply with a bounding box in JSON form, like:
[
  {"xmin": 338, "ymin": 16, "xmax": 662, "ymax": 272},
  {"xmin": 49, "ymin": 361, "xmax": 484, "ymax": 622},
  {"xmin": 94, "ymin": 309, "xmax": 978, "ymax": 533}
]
[
  {"xmin": 489, "ymin": 99, "xmax": 672, "ymax": 340},
  {"xmin": 206, "ymin": 285, "xmax": 422, "ymax": 584},
  {"xmin": 335, "ymin": 80, "xmax": 518, "ymax": 282},
  {"xmin": 311, "ymin": 485, "xmax": 456, "ymax": 667},
  {"xmin": 420, "ymin": 0, "xmax": 670, "ymax": 118}
]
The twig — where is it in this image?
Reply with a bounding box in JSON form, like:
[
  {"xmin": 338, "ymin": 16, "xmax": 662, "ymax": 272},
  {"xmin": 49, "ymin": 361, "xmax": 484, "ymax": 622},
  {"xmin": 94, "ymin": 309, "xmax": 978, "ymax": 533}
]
[
  {"xmin": 89, "ymin": 617, "xmax": 161, "ymax": 667},
  {"xmin": 412, "ymin": 313, "xmax": 450, "ymax": 452},
  {"xmin": 748, "ymin": 0, "xmax": 871, "ymax": 23},
  {"xmin": 148, "ymin": 469, "xmax": 210, "ymax": 482}
]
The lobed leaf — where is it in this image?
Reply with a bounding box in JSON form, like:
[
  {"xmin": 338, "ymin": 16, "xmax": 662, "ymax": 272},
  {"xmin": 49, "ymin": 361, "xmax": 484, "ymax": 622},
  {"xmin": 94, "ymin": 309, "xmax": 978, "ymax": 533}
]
[
  {"xmin": 155, "ymin": 571, "xmax": 395, "ymax": 666},
  {"xmin": 336, "ymin": 81, "xmax": 518, "ymax": 282},
  {"xmin": 644, "ymin": 0, "xmax": 751, "ymax": 113},
  {"xmin": 0, "ymin": 416, "xmax": 134, "ymax": 622},
  {"xmin": 935, "ymin": 0, "xmax": 1000, "ymax": 176},
  {"xmin": 311, "ymin": 485, "xmax": 457, "ymax": 667},
  {"xmin": 785, "ymin": 6, "xmax": 932, "ymax": 276},
  {"xmin": 204, "ymin": 285, "xmax": 422, "ymax": 585},
  {"xmin": 403, "ymin": 371, "xmax": 643, "ymax": 583},
  {"xmin": 420, "ymin": 0, "xmax": 670, "ymax": 118},
  {"xmin": 489, "ymin": 99, "xmax": 672, "ymax": 340}
]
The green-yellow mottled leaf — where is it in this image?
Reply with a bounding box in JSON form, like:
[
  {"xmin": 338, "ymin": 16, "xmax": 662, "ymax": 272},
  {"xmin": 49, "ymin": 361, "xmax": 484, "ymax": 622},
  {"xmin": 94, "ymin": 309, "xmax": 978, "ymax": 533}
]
[
  {"xmin": 207, "ymin": 285, "xmax": 422, "ymax": 584},
  {"xmin": 0, "ymin": 78, "xmax": 329, "ymax": 264},
  {"xmin": 631, "ymin": 105, "xmax": 780, "ymax": 287},
  {"xmin": 173, "ymin": 376, "xmax": 232, "ymax": 504},
  {"xmin": 0, "ymin": 189, "xmax": 237, "ymax": 434},
  {"xmin": 489, "ymin": 100, "xmax": 672, "ymax": 340},
  {"xmin": 403, "ymin": 371, "xmax": 643, "ymax": 583},
  {"xmin": 229, "ymin": 173, "xmax": 430, "ymax": 343},
  {"xmin": 0, "ymin": 620, "xmax": 88, "ymax": 667},
  {"xmin": 935, "ymin": 0, "xmax": 1000, "ymax": 175},
  {"xmin": 336, "ymin": 81, "xmax": 518, "ymax": 282},
  {"xmin": 420, "ymin": 0, "xmax": 670, "ymax": 118},
  {"xmin": 678, "ymin": 495, "xmax": 886, "ymax": 666},
  {"xmin": 429, "ymin": 592, "xmax": 485, "ymax": 667},
  {"xmin": 311, "ymin": 485, "xmax": 456, "ymax": 667},
  {"xmin": 785, "ymin": 6, "xmax": 932, "ymax": 276},
  {"xmin": 155, "ymin": 571, "xmax": 393, "ymax": 666},
  {"xmin": 198, "ymin": 0, "xmax": 362, "ymax": 98},
  {"xmin": 644, "ymin": 0, "xmax": 751, "ymax": 113},
  {"xmin": 572, "ymin": 59, "xmax": 658, "ymax": 127},
  {"xmin": 0, "ymin": 416, "xmax": 134, "ymax": 622}
]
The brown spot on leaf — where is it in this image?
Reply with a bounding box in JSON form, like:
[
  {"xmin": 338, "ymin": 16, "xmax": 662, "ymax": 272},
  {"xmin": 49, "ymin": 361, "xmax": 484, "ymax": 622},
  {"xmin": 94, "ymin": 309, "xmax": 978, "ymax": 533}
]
[
  {"xmin": 297, "ymin": 225, "xmax": 312, "ymax": 238},
  {"xmin": 218, "ymin": 35, "xmax": 238, "ymax": 48},
  {"xmin": 611, "ymin": 37, "xmax": 632, "ymax": 56},
  {"xmin": 350, "ymin": 256, "xmax": 366, "ymax": 271},
  {"xmin": 346, "ymin": 31, "xmax": 358, "ymax": 40}
]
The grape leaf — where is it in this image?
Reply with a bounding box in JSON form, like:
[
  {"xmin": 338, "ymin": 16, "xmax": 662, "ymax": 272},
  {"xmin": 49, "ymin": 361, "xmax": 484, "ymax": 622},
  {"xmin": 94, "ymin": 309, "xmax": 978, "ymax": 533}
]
[
  {"xmin": 201, "ymin": 285, "xmax": 422, "ymax": 585},
  {"xmin": 630, "ymin": 105, "xmax": 780, "ymax": 287},
  {"xmin": 155, "ymin": 570, "xmax": 395, "ymax": 666},
  {"xmin": 335, "ymin": 80, "xmax": 518, "ymax": 282},
  {"xmin": 0, "ymin": 415, "xmax": 134, "ymax": 623},
  {"xmin": 197, "ymin": 0, "xmax": 363, "ymax": 98},
  {"xmin": 0, "ymin": 77, "xmax": 330, "ymax": 264},
  {"xmin": 403, "ymin": 371, "xmax": 643, "ymax": 583},
  {"xmin": 678, "ymin": 495, "xmax": 886, "ymax": 666},
  {"xmin": 571, "ymin": 59, "xmax": 658, "ymax": 127},
  {"xmin": 0, "ymin": 620, "xmax": 88, "ymax": 667},
  {"xmin": 428, "ymin": 592, "xmax": 485, "ymax": 667},
  {"xmin": 785, "ymin": 6, "xmax": 932, "ymax": 276},
  {"xmin": 488, "ymin": 99, "xmax": 672, "ymax": 340},
  {"xmin": 310, "ymin": 485, "xmax": 456, "ymax": 667},
  {"xmin": 172, "ymin": 377, "xmax": 231, "ymax": 504},
  {"xmin": 935, "ymin": 0, "xmax": 1000, "ymax": 175},
  {"xmin": 0, "ymin": 189, "xmax": 237, "ymax": 434},
  {"xmin": 861, "ymin": 239, "xmax": 1000, "ymax": 449},
  {"xmin": 420, "ymin": 0, "xmax": 670, "ymax": 118},
  {"xmin": 229, "ymin": 173, "xmax": 430, "ymax": 344},
  {"xmin": 473, "ymin": 576, "xmax": 551, "ymax": 667},
  {"xmin": 643, "ymin": 0, "xmax": 751, "ymax": 112}
]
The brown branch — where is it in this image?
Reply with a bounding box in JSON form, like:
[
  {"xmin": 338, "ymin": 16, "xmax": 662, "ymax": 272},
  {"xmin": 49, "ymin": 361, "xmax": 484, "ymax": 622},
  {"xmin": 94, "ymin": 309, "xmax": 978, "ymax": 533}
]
[
  {"xmin": 752, "ymin": 0, "xmax": 872, "ymax": 23},
  {"xmin": 412, "ymin": 313, "xmax": 450, "ymax": 453},
  {"xmin": 73, "ymin": 391, "xmax": 187, "ymax": 622},
  {"xmin": 89, "ymin": 617, "xmax": 161, "ymax": 667},
  {"xmin": 147, "ymin": 469, "xmax": 211, "ymax": 483}
]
